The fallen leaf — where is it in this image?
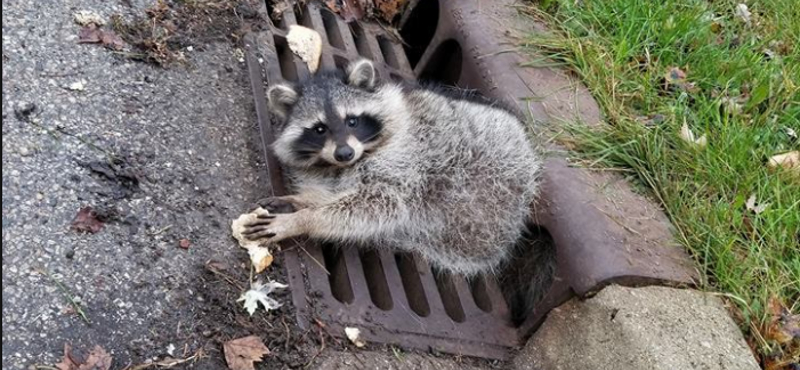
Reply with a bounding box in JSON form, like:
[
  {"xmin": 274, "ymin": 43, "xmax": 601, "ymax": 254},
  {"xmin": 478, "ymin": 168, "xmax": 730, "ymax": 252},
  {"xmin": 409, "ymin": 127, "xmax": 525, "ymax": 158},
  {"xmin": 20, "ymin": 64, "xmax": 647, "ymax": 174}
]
[
  {"xmin": 345, "ymin": 327, "xmax": 366, "ymax": 348},
  {"xmin": 56, "ymin": 344, "xmax": 113, "ymax": 370},
  {"xmin": 80, "ymin": 346, "xmax": 113, "ymax": 370},
  {"xmin": 74, "ymin": 10, "xmax": 106, "ymax": 26},
  {"xmin": 376, "ymin": 0, "xmax": 408, "ymax": 23},
  {"xmin": 745, "ymin": 194, "xmax": 769, "ymax": 215},
  {"xmin": 223, "ymin": 336, "xmax": 270, "ymax": 370},
  {"xmin": 340, "ymin": 0, "xmax": 366, "ymax": 22},
  {"xmin": 99, "ymin": 29, "xmax": 126, "ymax": 51},
  {"xmin": 665, "ymin": 67, "xmax": 687, "ymax": 85},
  {"xmin": 721, "ymin": 96, "xmax": 744, "ymax": 115},
  {"xmin": 78, "ymin": 25, "xmax": 102, "ymax": 43},
  {"xmin": 179, "ymin": 239, "xmax": 191, "ymax": 249},
  {"xmin": 636, "ymin": 114, "xmax": 666, "ymax": 127},
  {"xmin": 679, "ymin": 123, "xmax": 707, "ymax": 148},
  {"xmin": 56, "ymin": 344, "xmax": 80, "ymax": 370},
  {"xmin": 77, "ymin": 25, "xmax": 126, "ymax": 51},
  {"xmin": 71, "ymin": 207, "xmax": 104, "ymax": 234},
  {"xmin": 663, "ymin": 66, "xmax": 698, "ymax": 94},
  {"xmin": 768, "ymin": 151, "xmax": 799, "ymax": 172},
  {"xmin": 735, "ymin": 3, "xmax": 752, "ymax": 26},
  {"xmin": 766, "ymin": 297, "xmax": 800, "ymax": 345},
  {"xmin": 286, "ymin": 25, "xmax": 323, "ymax": 73},
  {"xmin": 237, "ymin": 280, "xmax": 288, "ymax": 316}
]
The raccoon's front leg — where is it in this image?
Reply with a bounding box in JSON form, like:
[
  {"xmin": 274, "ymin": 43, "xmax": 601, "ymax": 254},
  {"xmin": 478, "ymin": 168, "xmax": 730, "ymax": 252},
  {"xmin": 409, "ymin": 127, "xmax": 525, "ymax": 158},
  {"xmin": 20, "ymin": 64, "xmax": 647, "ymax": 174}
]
[
  {"xmin": 294, "ymin": 188, "xmax": 407, "ymax": 243},
  {"xmin": 244, "ymin": 188, "xmax": 406, "ymax": 245}
]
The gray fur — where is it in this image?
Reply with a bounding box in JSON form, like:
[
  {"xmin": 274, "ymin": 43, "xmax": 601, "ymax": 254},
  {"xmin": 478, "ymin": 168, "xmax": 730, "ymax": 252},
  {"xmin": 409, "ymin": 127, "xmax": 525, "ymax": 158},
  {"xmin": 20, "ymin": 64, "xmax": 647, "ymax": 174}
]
[{"xmin": 261, "ymin": 59, "xmax": 542, "ymax": 276}]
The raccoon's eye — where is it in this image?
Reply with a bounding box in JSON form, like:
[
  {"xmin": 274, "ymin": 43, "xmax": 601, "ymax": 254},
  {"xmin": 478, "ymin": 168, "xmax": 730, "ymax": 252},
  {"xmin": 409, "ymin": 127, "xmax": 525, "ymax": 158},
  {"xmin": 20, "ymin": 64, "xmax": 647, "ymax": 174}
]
[
  {"xmin": 346, "ymin": 117, "xmax": 359, "ymax": 127},
  {"xmin": 313, "ymin": 124, "xmax": 327, "ymax": 135}
]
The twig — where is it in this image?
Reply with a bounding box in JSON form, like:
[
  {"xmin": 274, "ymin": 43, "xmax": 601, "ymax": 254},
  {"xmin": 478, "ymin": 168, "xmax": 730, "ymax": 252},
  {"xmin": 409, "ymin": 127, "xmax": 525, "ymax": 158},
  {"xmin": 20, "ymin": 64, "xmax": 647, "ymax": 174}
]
[
  {"xmin": 39, "ymin": 269, "xmax": 91, "ymax": 324},
  {"xmin": 313, "ymin": 318, "xmax": 342, "ymax": 346},
  {"xmin": 125, "ymin": 349, "xmax": 205, "ymax": 370},
  {"xmin": 304, "ymin": 324, "xmax": 326, "ymax": 369},
  {"xmin": 205, "ymin": 264, "xmax": 245, "ymax": 291},
  {"xmin": 34, "ymin": 366, "xmax": 60, "ymax": 370},
  {"xmin": 299, "ymin": 246, "xmax": 330, "ymax": 275},
  {"xmin": 148, "ymin": 225, "xmax": 173, "ymax": 236}
]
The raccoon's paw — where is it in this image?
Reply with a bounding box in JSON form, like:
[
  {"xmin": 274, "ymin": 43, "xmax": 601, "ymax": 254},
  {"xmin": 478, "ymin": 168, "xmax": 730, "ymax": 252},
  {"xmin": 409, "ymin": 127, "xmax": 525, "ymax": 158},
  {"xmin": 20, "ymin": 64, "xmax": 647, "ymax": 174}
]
[
  {"xmin": 242, "ymin": 212, "xmax": 304, "ymax": 243},
  {"xmin": 256, "ymin": 196, "xmax": 297, "ymax": 214}
]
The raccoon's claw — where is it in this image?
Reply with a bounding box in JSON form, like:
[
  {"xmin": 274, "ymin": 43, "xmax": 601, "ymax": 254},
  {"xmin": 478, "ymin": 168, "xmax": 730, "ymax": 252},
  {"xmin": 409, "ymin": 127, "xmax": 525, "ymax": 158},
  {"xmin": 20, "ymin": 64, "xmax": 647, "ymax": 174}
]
[
  {"xmin": 256, "ymin": 197, "xmax": 297, "ymax": 214},
  {"xmin": 242, "ymin": 212, "xmax": 304, "ymax": 242}
]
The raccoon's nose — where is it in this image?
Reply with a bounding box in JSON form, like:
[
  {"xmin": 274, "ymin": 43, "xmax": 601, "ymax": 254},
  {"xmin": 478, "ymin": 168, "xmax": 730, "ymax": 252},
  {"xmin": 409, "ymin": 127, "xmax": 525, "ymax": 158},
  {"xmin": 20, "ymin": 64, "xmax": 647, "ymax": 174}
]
[{"xmin": 334, "ymin": 146, "xmax": 355, "ymax": 162}]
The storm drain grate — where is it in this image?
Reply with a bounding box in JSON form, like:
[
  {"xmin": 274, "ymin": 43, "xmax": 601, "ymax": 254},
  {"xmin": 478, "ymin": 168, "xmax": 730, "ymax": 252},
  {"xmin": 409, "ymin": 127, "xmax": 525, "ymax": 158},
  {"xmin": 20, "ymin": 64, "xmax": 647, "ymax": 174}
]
[{"xmin": 243, "ymin": 1, "xmax": 519, "ymax": 359}]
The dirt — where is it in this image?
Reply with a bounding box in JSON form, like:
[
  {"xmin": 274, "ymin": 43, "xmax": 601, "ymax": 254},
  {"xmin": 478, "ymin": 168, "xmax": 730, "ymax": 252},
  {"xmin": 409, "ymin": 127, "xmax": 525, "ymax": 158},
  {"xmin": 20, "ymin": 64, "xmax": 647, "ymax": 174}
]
[
  {"xmin": 188, "ymin": 255, "xmax": 322, "ymax": 369},
  {"xmin": 111, "ymin": 0, "xmax": 264, "ymax": 66}
]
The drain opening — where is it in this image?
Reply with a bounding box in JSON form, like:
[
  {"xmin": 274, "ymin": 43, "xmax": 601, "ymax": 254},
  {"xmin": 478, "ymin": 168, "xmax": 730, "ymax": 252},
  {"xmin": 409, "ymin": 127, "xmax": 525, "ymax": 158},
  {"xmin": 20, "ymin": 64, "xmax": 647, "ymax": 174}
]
[
  {"xmin": 333, "ymin": 55, "xmax": 349, "ymax": 72},
  {"xmin": 274, "ymin": 36, "xmax": 298, "ymax": 81},
  {"xmin": 348, "ymin": 22, "xmax": 373, "ymax": 59},
  {"xmin": 399, "ymin": 0, "xmax": 439, "ymax": 68},
  {"xmin": 322, "ymin": 244, "xmax": 355, "ymax": 304},
  {"xmin": 265, "ymin": 1, "xmax": 286, "ymax": 29},
  {"xmin": 395, "ymin": 253, "xmax": 431, "ymax": 317},
  {"xmin": 293, "ymin": 3, "xmax": 314, "ymax": 27},
  {"xmin": 500, "ymin": 224, "xmax": 557, "ymax": 325},
  {"xmin": 418, "ymin": 39, "xmax": 463, "ymax": 86},
  {"xmin": 377, "ymin": 35, "xmax": 400, "ymax": 69},
  {"xmin": 432, "ymin": 267, "xmax": 466, "ymax": 322},
  {"xmin": 320, "ymin": 10, "xmax": 345, "ymax": 50},
  {"xmin": 469, "ymin": 275, "xmax": 493, "ymax": 313},
  {"xmin": 360, "ymin": 249, "xmax": 393, "ymax": 310}
]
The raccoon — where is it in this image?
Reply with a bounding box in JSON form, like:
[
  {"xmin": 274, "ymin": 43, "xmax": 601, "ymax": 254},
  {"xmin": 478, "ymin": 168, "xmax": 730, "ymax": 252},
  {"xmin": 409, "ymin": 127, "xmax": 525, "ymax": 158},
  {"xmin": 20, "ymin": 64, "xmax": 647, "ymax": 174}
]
[{"xmin": 243, "ymin": 59, "xmax": 542, "ymax": 277}]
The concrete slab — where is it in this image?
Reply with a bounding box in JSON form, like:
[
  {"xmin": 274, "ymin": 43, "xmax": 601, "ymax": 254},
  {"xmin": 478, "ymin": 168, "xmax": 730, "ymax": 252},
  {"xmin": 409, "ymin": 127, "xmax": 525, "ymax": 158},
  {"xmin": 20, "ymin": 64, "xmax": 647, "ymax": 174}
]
[{"xmin": 514, "ymin": 285, "xmax": 760, "ymax": 370}]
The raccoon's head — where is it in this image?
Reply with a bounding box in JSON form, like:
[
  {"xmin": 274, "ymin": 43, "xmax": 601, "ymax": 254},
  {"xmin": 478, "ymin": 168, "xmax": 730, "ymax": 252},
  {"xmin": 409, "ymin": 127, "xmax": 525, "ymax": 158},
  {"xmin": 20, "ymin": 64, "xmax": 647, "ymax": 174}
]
[{"xmin": 267, "ymin": 59, "xmax": 404, "ymax": 169}]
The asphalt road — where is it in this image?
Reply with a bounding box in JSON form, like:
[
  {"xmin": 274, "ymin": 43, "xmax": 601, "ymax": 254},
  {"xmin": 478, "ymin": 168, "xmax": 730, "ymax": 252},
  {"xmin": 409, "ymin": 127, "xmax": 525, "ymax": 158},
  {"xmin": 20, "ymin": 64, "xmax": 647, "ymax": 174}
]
[{"xmin": 2, "ymin": 0, "xmax": 268, "ymax": 367}]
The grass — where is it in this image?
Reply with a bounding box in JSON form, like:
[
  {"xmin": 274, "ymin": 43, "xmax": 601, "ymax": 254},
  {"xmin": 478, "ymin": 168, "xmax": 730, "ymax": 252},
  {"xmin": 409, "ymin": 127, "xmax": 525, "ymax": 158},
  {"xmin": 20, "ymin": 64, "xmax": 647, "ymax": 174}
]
[{"xmin": 518, "ymin": 0, "xmax": 799, "ymax": 365}]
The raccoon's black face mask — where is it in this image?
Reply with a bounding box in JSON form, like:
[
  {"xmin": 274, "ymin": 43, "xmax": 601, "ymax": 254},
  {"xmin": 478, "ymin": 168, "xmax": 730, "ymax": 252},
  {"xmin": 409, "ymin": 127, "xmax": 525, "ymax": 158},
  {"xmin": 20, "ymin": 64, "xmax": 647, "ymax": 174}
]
[{"xmin": 268, "ymin": 59, "xmax": 395, "ymax": 169}]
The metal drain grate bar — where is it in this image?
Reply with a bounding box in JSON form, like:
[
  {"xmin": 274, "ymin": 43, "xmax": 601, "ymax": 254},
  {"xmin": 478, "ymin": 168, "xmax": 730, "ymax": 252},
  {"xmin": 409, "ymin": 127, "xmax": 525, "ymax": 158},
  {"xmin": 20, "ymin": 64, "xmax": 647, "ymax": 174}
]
[{"xmin": 244, "ymin": 0, "xmax": 518, "ymax": 360}]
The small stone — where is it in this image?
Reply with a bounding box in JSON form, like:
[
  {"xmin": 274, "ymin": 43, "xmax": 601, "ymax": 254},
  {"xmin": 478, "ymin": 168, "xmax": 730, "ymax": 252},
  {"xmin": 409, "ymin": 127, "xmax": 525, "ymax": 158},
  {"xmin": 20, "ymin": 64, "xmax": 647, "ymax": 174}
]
[
  {"xmin": 65, "ymin": 249, "xmax": 75, "ymax": 259},
  {"xmin": 18, "ymin": 147, "xmax": 31, "ymax": 156},
  {"xmin": 36, "ymin": 193, "xmax": 44, "ymax": 201}
]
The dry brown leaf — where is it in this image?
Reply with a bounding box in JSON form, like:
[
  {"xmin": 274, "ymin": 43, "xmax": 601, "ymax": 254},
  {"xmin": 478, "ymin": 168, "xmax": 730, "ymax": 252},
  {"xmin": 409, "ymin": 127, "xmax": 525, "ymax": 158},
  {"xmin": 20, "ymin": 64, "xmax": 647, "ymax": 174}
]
[
  {"xmin": 665, "ymin": 66, "xmax": 687, "ymax": 85},
  {"xmin": 71, "ymin": 207, "xmax": 104, "ymax": 234},
  {"xmin": 766, "ymin": 298, "xmax": 800, "ymax": 345},
  {"xmin": 179, "ymin": 238, "xmax": 191, "ymax": 249},
  {"xmin": 74, "ymin": 10, "xmax": 106, "ymax": 26},
  {"xmin": 56, "ymin": 344, "xmax": 113, "ymax": 370},
  {"xmin": 80, "ymin": 346, "xmax": 113, "ymax": 370},
  {"xmin": 768, "ymin": 151, "xmax": 799, "ymax": 172},
  {"xmin": 223, "ymin": 336, "xmax": 270, "ymax": 370},
  {"xmin": 56, "ymin": 344, "xmax": 80, "ymax": 370},
  {"xmin": 376, "ymin": 0, "xmax": 408, "ymax": 22},
  {"xmin": 77, "ymin": 25, "xmax": 127, "ymax": 51}
]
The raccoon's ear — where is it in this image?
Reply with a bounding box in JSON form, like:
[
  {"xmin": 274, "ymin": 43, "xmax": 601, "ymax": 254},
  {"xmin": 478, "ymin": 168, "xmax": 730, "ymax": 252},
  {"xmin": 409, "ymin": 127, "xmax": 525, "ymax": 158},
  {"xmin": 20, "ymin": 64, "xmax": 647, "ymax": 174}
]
[
  {"xmin": 267, "ymin": 83, "xmax": 299, "ymax": 119},
  {"xmin": 347, "ymin": 59, "xmax": 376, "ymax": 89}
]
